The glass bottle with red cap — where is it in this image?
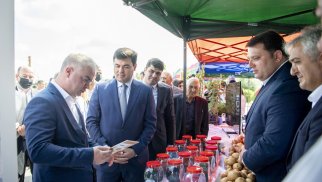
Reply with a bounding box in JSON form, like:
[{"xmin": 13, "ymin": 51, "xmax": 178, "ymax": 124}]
[
  {"xmin": 196, "ymin": 134, "xmax": 207, "ymax": 151},
  {"xmin": 175, "ymin": 140, "xmax": 186, "ymax": 152},
  {"xmin": 206, "ymin": 140, "xmax": 217, "ymax": 147},
  {"xmin": 144, "ymin": 160, "xmax": 164, "ymax": 182},
  {"xmin": 186, "ymin": 145, "xmax": 198, "ymax": 163},
  {"xmin": 182, "ymin": 135, "xmax": 192, "ymax": 146},
  {"xmin": 194, "ymin": 156, "xmax": 210, "ymax": 182},
  {"xmin": 178, "ymin": 151, "xmax": 193, "ymax": 173},
  {"xmin": 166, "ymin": 159, "xmax": 184, "ymax": 182},
  {"xmin": 200, "ymin": 151, "xmax": 215, "ymax": 180},
  {"xmin": 166, "ymin": 146, "xmax": 179, "ymax": 159},
  {"xmin": 205, "ymin": 145, "xmax": 218, "ymax": 166},
  {"xmin": 190, "ymin": 139, "xmax": 202, "ymax": 153},
  {"xmin": 210, "ymin": 136, "xmax": 222, "ymax": 154},
  {"xmin": 157, "ymin": 153, "xmax": 170, "ymax": 176},
  {"xmin": 183, "ymin": 166, "xmax": 206, "ymax": 182}
]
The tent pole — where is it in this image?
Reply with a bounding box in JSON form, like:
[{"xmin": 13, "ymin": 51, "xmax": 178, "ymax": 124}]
[{"xmin": 182, "ymin": 38, "xmax": 187, "ymax": 128}]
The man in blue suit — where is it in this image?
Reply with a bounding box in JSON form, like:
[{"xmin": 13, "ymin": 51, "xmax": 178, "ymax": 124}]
[
  {"xmin": 142, "ymin": 58, "xmax": 176, "ymax": 160},
  {"xmin": 24, "ymin": 53, "xmax": 114, "ymax": 182},
  {"xmin": 241, "ymin": 31, "xmax": 311, "ymax": 182},
  {"xmin": 86, "ymin": 48, "xmax": 157, "ymax": 182},
  {"xmin": 285, "ymin": 26, "xmax": 322, "ymax": 171}
]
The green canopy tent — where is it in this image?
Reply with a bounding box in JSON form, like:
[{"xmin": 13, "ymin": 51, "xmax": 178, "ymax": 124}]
[
  {"xmin": 123, "ymin": 0, "xmax": 318, "ymax": 133},
  {"xmin": 123, "ymin": 0, "xmax": 318, "ymax": 82}
]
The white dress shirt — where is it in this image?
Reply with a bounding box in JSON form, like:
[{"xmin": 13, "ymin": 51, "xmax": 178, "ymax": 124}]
[{"xmin": 308, "ymin": 84, "xmax": 322, "ymax": 108}]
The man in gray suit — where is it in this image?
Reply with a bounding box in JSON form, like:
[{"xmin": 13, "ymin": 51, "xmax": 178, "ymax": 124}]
[
  {"xmin": 143, "ymin": 58, "xmax": 176, "ymax": 160},
  {"xmin": 160, "ymin": 71, "xmax": 182, "ymax": 96}
]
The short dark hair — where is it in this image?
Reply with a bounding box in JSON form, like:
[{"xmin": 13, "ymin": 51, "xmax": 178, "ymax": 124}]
[
  {"xmin": 145, "ymin": 58, "xmax": 165, "ymax": 71},
  {"xmin": 247, "ymin": 30, "xmax": 287, "ymax": 57},
  {"xmin": 173, "ymin": 79, "xmax": 183, "ymax": 87},
  {"xmin": 113, "ymin": 47, "xmax": 137, "ymax": 65}
]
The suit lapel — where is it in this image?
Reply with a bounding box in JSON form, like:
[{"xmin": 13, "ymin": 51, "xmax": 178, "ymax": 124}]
[
  {"xmin": 48, "ymin": 83, "xmax": 87, "ymax": 143},
  {"xmin": 245, "ymin": 63, "xmax": 288, "ymax": 129},
  {"xmin": 123, "ymin": 80, "xmax": 140, "ymax": 127},
  {"xmin": 157, "ymin": 84, "xmax": 163, "ymax": 110}
]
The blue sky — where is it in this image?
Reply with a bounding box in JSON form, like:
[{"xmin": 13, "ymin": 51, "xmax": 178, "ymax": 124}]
[{"xmin": 15, "ymin": 0, "xmax": 197, "ymax": 81}]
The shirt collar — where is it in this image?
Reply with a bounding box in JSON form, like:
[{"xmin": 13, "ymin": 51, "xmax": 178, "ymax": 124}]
[
  {"xmin": 117, "ymin": 79, "xmax": 133, "ymax": 88},
  {"xmin": 262, "ymin": 61, "xmax": 287, "ymax": 86},
  {"xmin": 308, "ymin": 84, "xmax": 322, "ymax": 108},
  {"xmin": 51, "ymin": 80, "xmax": 76, "ymax": 105}
]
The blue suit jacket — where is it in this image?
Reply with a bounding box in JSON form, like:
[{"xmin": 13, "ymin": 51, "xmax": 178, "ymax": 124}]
[
  {"xmin": 286, "ymin": 95, "xmax": 322, "ymax": 170},
  {"xmin": 24, "ymin": 83, "xmax": 94, "ymax": 182},
  {"xmin": 243, "ymin": 62, "xmax": 311, "ymax": 182},
  {"xmin": 86, "ymin": 79, "xmax": 156, "ymax": 181}
]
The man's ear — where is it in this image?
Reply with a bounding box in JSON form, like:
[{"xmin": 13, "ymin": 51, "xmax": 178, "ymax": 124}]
[
  {"xmin": 274, "ymin": 50, "xmax": 283, "ymax": 63},
  {"xmin": 65, "ymin": 66, "xmax": 73, "ymax": 77}
]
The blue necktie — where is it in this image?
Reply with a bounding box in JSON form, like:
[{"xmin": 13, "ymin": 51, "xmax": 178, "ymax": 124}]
[{"xmin": 120, "ymin": 84, "xmax": 128, "ymax": 121}]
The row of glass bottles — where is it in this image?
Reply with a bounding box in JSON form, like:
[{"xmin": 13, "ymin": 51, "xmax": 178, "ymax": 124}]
[{"xmin": 144, "ymin": 135, "xmax": 223, "ymax": 182}]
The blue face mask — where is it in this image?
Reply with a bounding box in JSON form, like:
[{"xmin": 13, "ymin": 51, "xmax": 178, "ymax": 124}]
[{"xmin": 19, "ymin": 77, "xmax": 33, "ymax": 89}]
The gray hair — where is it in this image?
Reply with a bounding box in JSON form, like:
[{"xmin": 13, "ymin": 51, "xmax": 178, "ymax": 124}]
[
  {"xmin": 285, "ymin": 25, "xmax": 322, "ymax": 61},
  {"xmin": 187, "ymin": 77, "xmax": 200, "ymax": 87},
  {"xmin": 60, "ymin": 53, "xmax": 96, "ymax": 72}
]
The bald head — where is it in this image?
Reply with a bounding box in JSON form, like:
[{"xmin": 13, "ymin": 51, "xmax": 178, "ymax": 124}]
[
  {"xmin": 160, "ymin": 71, "xmax": 173, "ymax": 86},
  {"xmin": 16, "ymin": 66, "xmax": 34, "ymax": 89}
]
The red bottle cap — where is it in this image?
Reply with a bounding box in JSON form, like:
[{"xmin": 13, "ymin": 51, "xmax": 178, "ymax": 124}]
[
  {"xmin": 175, "ymin": 140, "xmax": 185, "ymax": 145},
  {"xmin": 195, "ymin": 156, "xmax": 209, "ymax": 163},
  {"xmin": 186, "ymin": 145, "xmax": 198, "ymax": 151},
  {"xmin": 200, "ymin": 151, "xmax": 214, "ymax": 157},
  {"xmin": 211, "ymin": 136, "xmax": 221, "ymax": 141},
  {"xmin": 166, "ymin": 146, "xmax": 178, "ymax": 152},
  {"xmin": 206, "ymin": 140, "xmax": 217, "ymax": 145},
  {"xmin": 178, "ymin": 151, "xmax": 191, "ymax": 157},
  {"xmin": 190, "ymin": 139, "xmax": 201, "ymax": 144},
  {"xmin": 156, "ymin": 153, "xmax": 169, "ymax": 159},
  {"xmin": 146, "ymin": 160, "xmax": 161, "ymax": 168},
  {"xmin": 168, "ymin": 159, "xmax": 182, "ymax": 165},
  {"xmin": 187, "ymin": 166, "xmax": 203, "ymax": 174},
  {"xmin": 182, "ymin": 135, "xmax": 192, "ymax": 140},
  {"xmin": 196, "ymin": 134, "xmax": 207, "ymax": 139},
  {"xmin": 205, "ymin": 145, "xmax": 218, "ymax": 151}
]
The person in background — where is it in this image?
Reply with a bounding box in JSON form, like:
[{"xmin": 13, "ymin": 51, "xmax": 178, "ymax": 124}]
[
  {"xmin": 142, "ymin": 59, "xmax": 176, "ymax": 160},
  {"xmin": 86, "ymin": 48, "xmax": 156, "ymax": 182},
  {"xmin": 36, "ymin": 80, "xmax": 46, "ymax": 91},
  {"xmin": 174, "ymin": 77, "xmax": 209, "ymax": 139},
  {"xmin": 24, "ymin": 53, "xmax": 114, "ymax": 182},
  {"xmin": 285, "ymin": 26, "xmax": 322, "ymax": 171},
  {"xmin": 160, "ymin": 71, "xmax": 182, "ymax": 95},
  {"xmin": 15, "ymin": 66, "xmax": 35, "ymax": 182},
  {"xmin": 240, "ymin": 30, "xmax": 311, "ymax": 182},
  {"xmin": 173, "ymin": 79, "xmax": 183, "ymax": 90}
]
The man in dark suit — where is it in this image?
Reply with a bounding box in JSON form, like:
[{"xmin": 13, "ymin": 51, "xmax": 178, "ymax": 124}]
[
  {"xmin": 142, "ymin": 58, "xmax": 176, "ymax": 160},
  {"xmin": 24, "ymin": 53, "xmax": 114, "ymax": 182},
  {"xmin": 241, "ymin": 30, "xmax": 311, "ymax": 182},
  {"xmin": 285, "ymin": 26, "xmax": 322, "ymax": 171},
  {"xmin": 175, "ymin": 77, "xmax": 209, "ymax": 139},
  {"xmin": 86, "ymin": 48, "xmax": 157, "ymax": 182}
]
